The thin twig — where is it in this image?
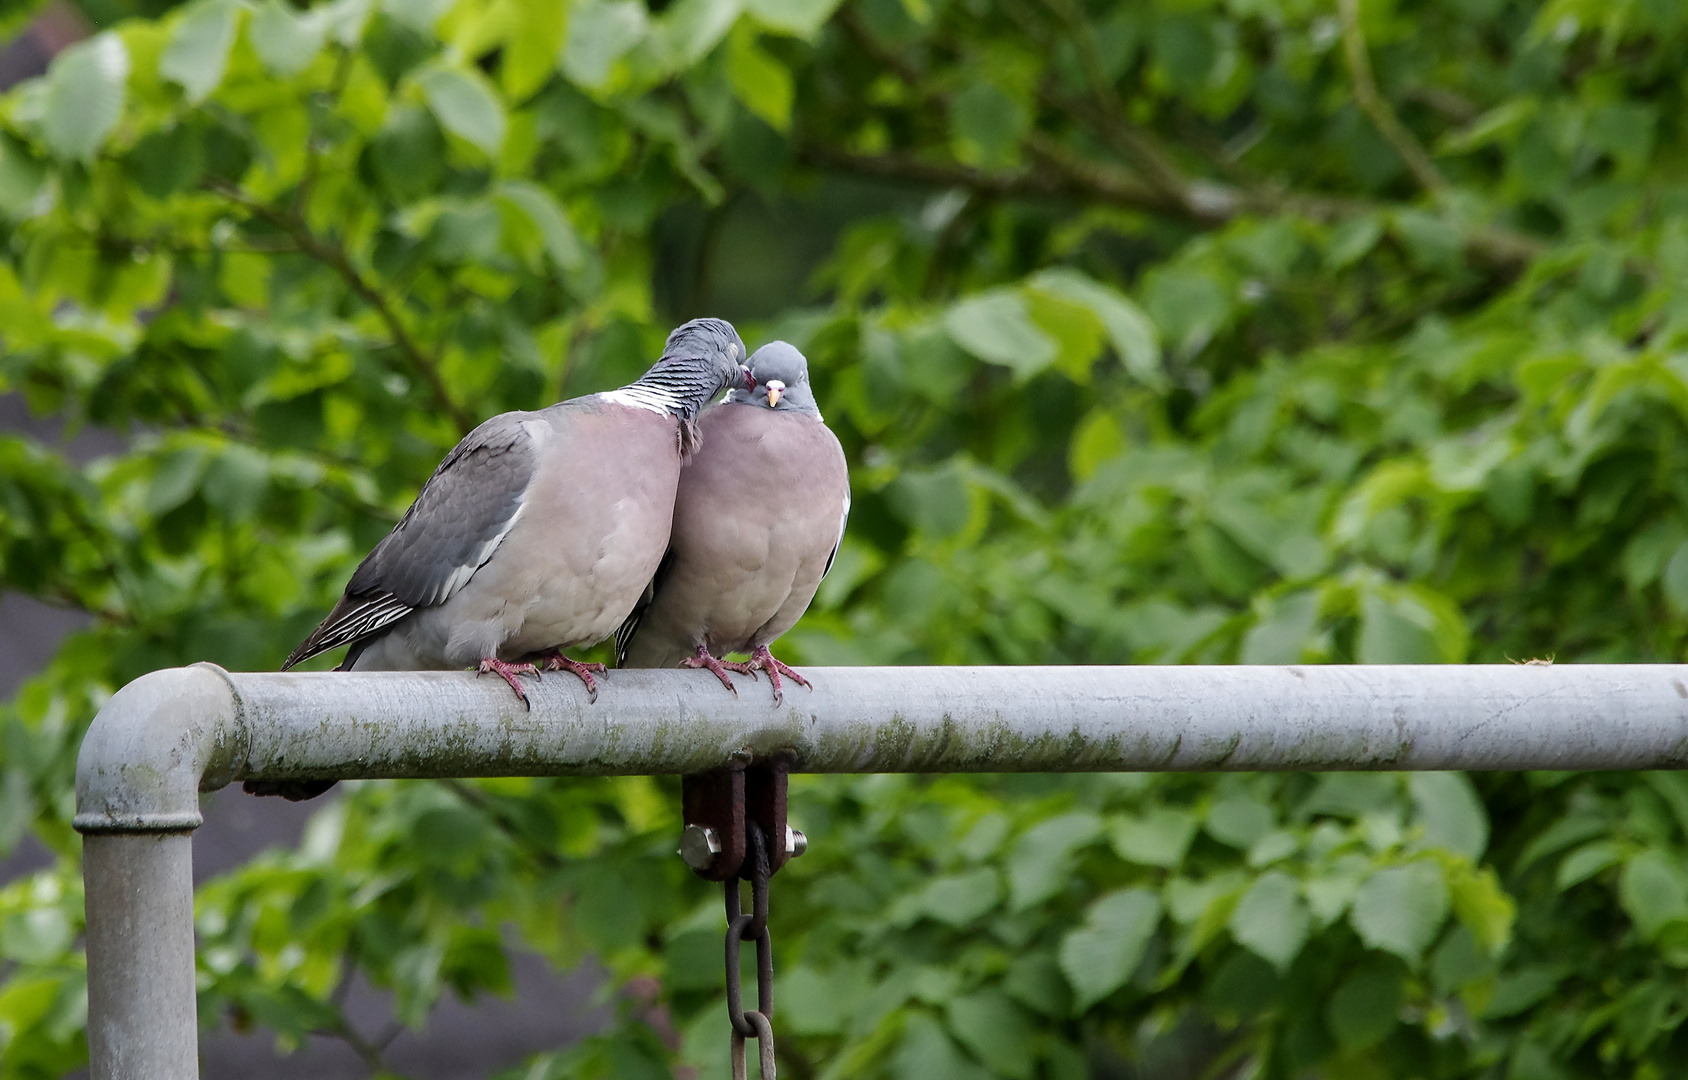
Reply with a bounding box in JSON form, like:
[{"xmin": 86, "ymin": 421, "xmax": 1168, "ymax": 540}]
[
  {"xmin": 309, "ymin": 1018, "xmax": 390, "ymax": 1075},
  {"xmin": 1338, "ymin": 0, "xmax": 1447, "ymax": 194},
  {"xmin": 207, "ymin": 181, "xmax": 476, "ymax": 434},
  {"xmin": 804, "ymin": 140, "xmax": 1543, "ymax": 269},
  {"xmin": 1037, "ymin": 0, "xmax": 1196, "ymax": 209},
  {"xmin": 443, "ymin": 778, "xmax": 564, "ymax": 871}
]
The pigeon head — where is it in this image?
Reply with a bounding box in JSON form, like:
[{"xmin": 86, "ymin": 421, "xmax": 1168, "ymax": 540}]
[
  {"xmin": 621, "ymin": 317, "xmax": 752, "ymax": 419},
  {"xmin": 729, "ymin": 341, "xmax": 821, "ymax": 415},
  {"xmin": 661, "ymin": 317, "xmax": 752, "ymax": 395}
]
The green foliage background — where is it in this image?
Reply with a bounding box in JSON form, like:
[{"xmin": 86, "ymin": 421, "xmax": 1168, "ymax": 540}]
[{"xmin": 4, "ymin": 0, "xmax": 1688, "ymax": 1075}]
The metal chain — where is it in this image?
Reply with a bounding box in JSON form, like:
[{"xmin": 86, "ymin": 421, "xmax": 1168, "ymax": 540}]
[{"xmin": 724, "ymin": 822, "xmax": 775, "ymax": 1078}]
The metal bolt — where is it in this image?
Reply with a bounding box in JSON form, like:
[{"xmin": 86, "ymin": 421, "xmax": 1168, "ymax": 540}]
[
  {"xmin": 679, "ymin": 824, "xmax": 722, "ymax": 870},
  {"xmin": 785, "ymin": 826, "xmax": 807, "ymax": 858}
]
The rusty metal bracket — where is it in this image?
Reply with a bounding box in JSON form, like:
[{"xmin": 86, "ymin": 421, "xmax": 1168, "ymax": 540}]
[{"xmin": 680, "ymin": 754, "xmax": 801, "ymax": 881}]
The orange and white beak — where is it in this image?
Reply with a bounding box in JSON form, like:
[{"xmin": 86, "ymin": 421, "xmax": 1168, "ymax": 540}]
[{"xmin": 765, "ymin": 380, "xmax": 786, "ymax": 408}]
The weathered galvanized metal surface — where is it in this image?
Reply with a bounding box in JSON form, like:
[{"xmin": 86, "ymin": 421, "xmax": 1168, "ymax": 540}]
[
  {"xmin": 82, "ymin": 832, "xmax": 197, "ymax": 1080},
  {"xmin": 71, "ymin": 661, "xmax": 1688, "ymax": 1080},
  {"xmin": 75, "ymin": 662, "xmax": 1688, "ymax": 834}
]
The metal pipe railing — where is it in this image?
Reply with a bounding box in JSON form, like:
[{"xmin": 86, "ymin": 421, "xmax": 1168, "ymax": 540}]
[{"xmin": 73, "ymin": 662, "xmax": 1688, "ymax": 1078}]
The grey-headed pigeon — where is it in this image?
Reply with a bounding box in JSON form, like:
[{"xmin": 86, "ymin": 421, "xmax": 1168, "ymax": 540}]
[
  {"xmin": 283, "ymin": 317, "xmax": 752, "ymax": 703},
  {"xmin": 615, "ymin": 340, "xmax": 849, "ymax": 704}
]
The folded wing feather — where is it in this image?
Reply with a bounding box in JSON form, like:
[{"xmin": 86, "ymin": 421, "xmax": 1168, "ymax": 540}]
[{"xmin": 283, "ymin": 414, "xmax": 540, "ymax": 669}]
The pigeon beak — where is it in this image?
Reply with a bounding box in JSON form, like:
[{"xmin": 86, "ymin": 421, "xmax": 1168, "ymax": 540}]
[
  {"xmin": 740, "ymin": 365, "xmax": 755, "ymax": 391},
  {"xmin": 766, "ymin": 380, "xmax": 785, "ymax": 408}
]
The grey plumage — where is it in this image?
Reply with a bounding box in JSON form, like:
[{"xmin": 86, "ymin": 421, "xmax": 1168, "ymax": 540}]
[
  {"xmin": 284, "ymin": 317, "xmax": 751, "ymax": 686},
  {"xmin": 616, "ymin": 340, "xmax": 849, "ymax": 702}
]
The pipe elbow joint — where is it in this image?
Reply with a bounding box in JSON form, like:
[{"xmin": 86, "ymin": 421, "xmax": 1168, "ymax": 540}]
[{"xmin": 73, "ymin": 663, "xmax": 249, "ymax": 835}]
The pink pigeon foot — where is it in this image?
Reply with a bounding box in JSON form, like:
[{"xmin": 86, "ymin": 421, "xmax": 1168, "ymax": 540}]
[
  {"xmin": 539, "ymin": 651, "xmax": 608, "ymax": 702},
  {"xmin": 477, "ymin": 657, "xmax": 540, "ymax": 708},
  {"xmin": 681, "ymin": 643, "xmax": 748, "ymax": 696},
  {"xmin": 738, "ymin": 645, "xmax": 810, "ymax": 706}
]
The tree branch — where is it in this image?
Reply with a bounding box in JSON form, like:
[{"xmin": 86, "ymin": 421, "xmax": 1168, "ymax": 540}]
[
  {"xmin": 827, "ymin": 0, "xmax": 1540, "ymax": 271},
  {"xmin": 1037, "ymin": 0, "xmax": 1200, "ymax": 210},
  {"xmin": 1338, "ymin": 0, "xmax": 1447, "ymax": 194},
  {"xmin": 207, "ymin": 181, "xmax": 477, "ymax": 435},
  {"xmin": 803, "ymin": 141, "xmax": 1544, "ymax": 270}
]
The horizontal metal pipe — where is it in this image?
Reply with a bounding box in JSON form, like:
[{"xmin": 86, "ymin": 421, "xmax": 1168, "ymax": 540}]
[{"xmin": 74, "ymin": 663, "xmax": 1688, "ymax": 834}]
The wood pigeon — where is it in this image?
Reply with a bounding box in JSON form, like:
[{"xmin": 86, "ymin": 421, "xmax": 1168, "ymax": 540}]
[
  {"xmin": 615, "ymin": 340, "xmax": 849, "ymax": 704},
  {"xmin": 282, "ymin": 317, "xmax": 752, "ymax": 704}
]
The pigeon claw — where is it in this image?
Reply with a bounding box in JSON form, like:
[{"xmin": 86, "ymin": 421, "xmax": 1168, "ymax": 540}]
[
  {"xmin": 681, "ymin": 645, "xmax": 741, "ymax": 696},
  {"xmin": 743, "ymin": 645, "xmax": 810, "ymax": 707},
  {"xmin": 477, "ymin": 657, "xmax": 540, "ymax": 709},
  {"xmin": 539, "ymin": 651, "xmax": 607, "ymax": 703}
]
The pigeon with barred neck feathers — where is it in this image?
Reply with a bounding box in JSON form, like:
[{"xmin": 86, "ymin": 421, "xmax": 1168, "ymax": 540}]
[
  {"xmin": 282, "ymin": 318, "xmax": 752, "ymax": 706},
  {"xmin": 615, "ymin": 340, "xmax": 849, "ymax": 704}
]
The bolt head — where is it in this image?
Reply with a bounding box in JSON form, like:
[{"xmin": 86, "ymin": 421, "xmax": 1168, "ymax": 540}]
[
  {"xmin": 679, "ymin": 825, "xmax": 722, "ymax": 870},
  {"xmin": 785, "ymin": 826, "xmax": 807, "ymax": 858}
]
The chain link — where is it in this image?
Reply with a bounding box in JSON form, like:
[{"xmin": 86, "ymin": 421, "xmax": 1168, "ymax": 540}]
[{"xmin": 724, "ymin": 822, "xmax": 775, "ymax": 1077}]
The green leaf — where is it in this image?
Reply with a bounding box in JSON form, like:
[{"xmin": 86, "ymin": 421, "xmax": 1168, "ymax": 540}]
[
  {"xmin": 497, "ymin": 181, "xmax": 587, "ymax": 273},
  {"xmin": 249, "ymin": 0, "xmax": 326, "ymax": 77},
  {"xmin": 727, "ymin": 26, "xmax": 793, "ymax": 133},
  {"xmin": 417, "ymin": 65, "xmax": 506, "ymax": 157},
  {"xmin": 1142, "ymin": 266, "xmax": 1228, "ymax": 355},
  {"xmin": 0, "ymin": 908, "xmax": 73, "ymax": 964},
  {"xmin": 43, "ymin": 33, "xmax": 129, "ymax": 163},
  {"xmin": 744, "ymin": 0, "xmax": 842, "ymax": 37},
  {"xmin": 162, "ymin": 0, "xmax": 239, "ymax": 103},
  {"xmin": 561, "ymin": 0, "xmax": 649, "ymax": 90},
  {"xmin": 945, "ymin": 990, "xmax": 1034, "ymax": 1079},
  {"xmin": 1661, "ymin": 540, "xmax": 1688, "ymax": 615},
  {"xmin": 1446, "ymin": 862, "xmax": 1515, "ymax": 953},
  {"xmin": 324, "ymin": 0, "xmax": 373, "ymax": 44},
  {"xmin": 944, "ymin": 289, "xmax": 1057, "ymax": 380},
  {"xmin": 1408, "ymin": 773, "xmax": 1488, "ymax": 859},
  {"xmin": 1058, "ymin": 888, "xmax": 1161, "ymax": 1009},
  {"xmin": 202, "ymin": 445, "xmax": 269, "ymax": 521},
  {"xmin": 1643, "ymin": 772, "xmax": 1688, "ymax": 839},
  {"xmin": 1228, "ymin": 871, "xmax": 1310, "ymax": 972},
  {"xmin": 383, "ymin": 0, "xmax": 454, "ymax": 32},
  {"xmin": 659, "ymin": 0, "xmax": 741, "ymax": 65},
  {"xmin": 147, "ymin": 447, "xmax": 209, "ymax": 516},
  {"xmin": 1325, "ymin": 966, "xmax": 1403, "ymax": 1051},
  {"xmin": 1619, "ymin": 850, "xmax": 1688, "ymax": 939},
  {"xmin": 1326, "ymin": 214, "xmax": 1384, "ymax": 269},
  {"xmin": 501, "ymin": 0, "xmax": 570, "ymax": 99},
  {"xmin": 1358, "ymin": 586, "xmax": 1466, "ymax": 664},
  {"xmin": 1027, "ymin": 268, "xmax": 1163, "ymax": 385},
  {"xmin": 1205, "ymin": 793, "xmax": 1275, "ymax": 849},
  {"xmin": 1240, "ymin": 590, "xmax": 1321, "ymax": 664},
  {"xmin": 1023, "ymin": 289, "xmax": 1104, "ymax": 383},
  {"xmin": 1007, "ymin": 812, "xmax": 1101, "ymax": 910},
  {"xmin": 0, "ymin": 135, "xmax": 47, "ymax": 218},
  {"xmin": 949, "ymin": 80, "xmax": 1027, "ymax": 170},
  {"xmin": 918, "ymin": 868, "xmax": 1002, "ymax": 926},
  {"xmin": 1392, "ymin": 210, "xmax": 1463, "ymax": 270},
  {"xmin": 1109, "ymin": 807, "xmax": 1198, "ymax": 868},
  {"xmin": 1350, "ymin": 861, "xmax": 1450, "ymax": 964},
  {"xmin": 780, "ymin": 965, "xmax": 849, "ymax": 1035},
  {"xmin": 1555, "ymin": 840, "xmax": 1622, "ymax": 890},
  {"xmin": 893, "ymin": 1013, "xmax": 991, "ymax": 1080},
  {"xmin": 1484, "ymin": 966, "xmax": 1563, "ymax": 1019},
  {"xmin": 0, "ymin": 769, "xmax": 32, "ymax": 856}
]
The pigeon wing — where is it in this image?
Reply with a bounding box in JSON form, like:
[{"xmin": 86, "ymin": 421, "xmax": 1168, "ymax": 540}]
[{"xmin": 284, "ymin": 414, "xmax": 540, "ymax": 669}]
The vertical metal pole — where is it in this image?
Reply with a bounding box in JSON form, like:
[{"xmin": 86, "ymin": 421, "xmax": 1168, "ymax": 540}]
[{"xmin": 82, "ymin": 832, "xmax": 198, "ymax": 1080}]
